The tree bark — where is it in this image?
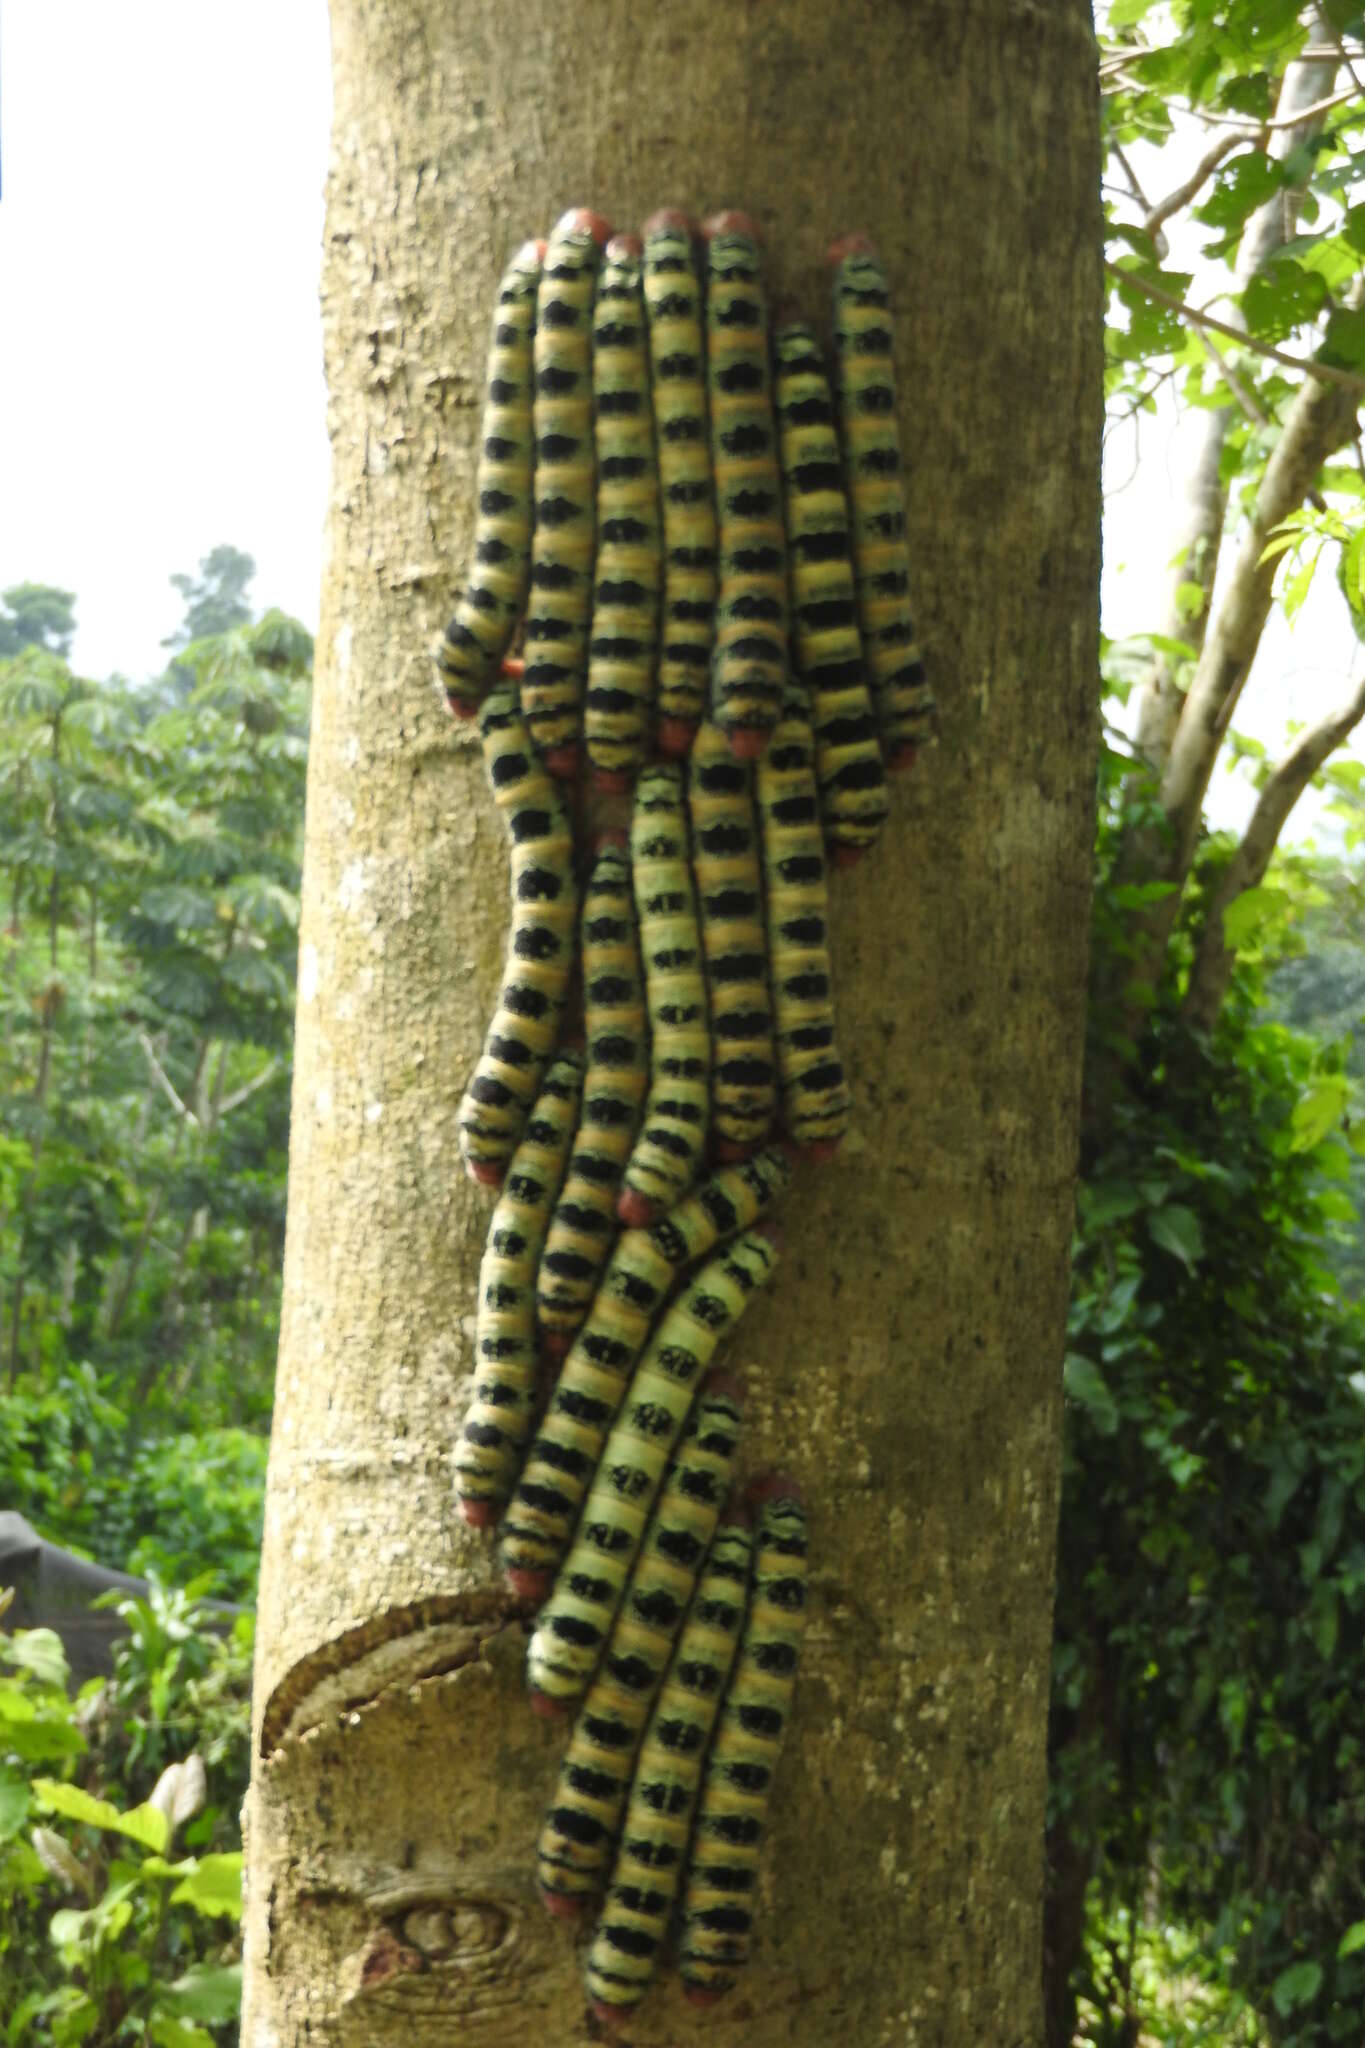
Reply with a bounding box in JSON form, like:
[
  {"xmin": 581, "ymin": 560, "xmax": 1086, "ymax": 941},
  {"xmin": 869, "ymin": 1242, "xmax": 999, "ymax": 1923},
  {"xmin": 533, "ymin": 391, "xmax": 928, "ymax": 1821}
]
[{"xmin": 242, "ymin": 5, "xmax": 1102, "ymax": 2045}]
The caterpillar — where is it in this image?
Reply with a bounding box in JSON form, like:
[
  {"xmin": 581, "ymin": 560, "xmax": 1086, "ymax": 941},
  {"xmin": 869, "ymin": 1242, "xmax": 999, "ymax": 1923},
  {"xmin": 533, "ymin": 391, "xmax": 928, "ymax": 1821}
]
[
  {"xmin": 678, "ymin": 1477, "xmax": 810, "ymax": 2005},
  {"xmin": 705, "ymin": 212, "xmax": 786, "ymax": 761},
  {"xmin": 536, "ymin": 1375, "xmax": 743, "ymax": 1916},
  {"xmin": 829, "ymin": 234, "xmax": 934, "ymax": 770},
  {"xmin": 500, "ymin": 1147, "xmax": 791, "ymax": 1598},
  {"xmin": 524, "ymin": 1226, "xmax": 779, "ymax": 1712},
  {"xmin": 584, "ymin": 1507, "xmax": 753, "ymax": 2024},
  {"xmin": 755, "ymin": 687, "xmax": 851, "ymax": 1157},
  {"xmin": 616, "ymin": 764, "xmax": 710, "ymax": 1227},
  {"xmin": 773, "ymin": 320, "xmax": 889, "ymax": 863},
  {"xmin": 454, "ymin": 1054, "xmax": 584, "ymax": 1526},
  {"xmin": 584, "ymin": 236, "xmax": 662, "ymax": 793},
  {"xmin": 522, "ymin": 207, "xmax": 611, "ymax": 779},
  {"xmin": 641, "ymin": 209, "xmax": 717, "ymax": 758},
  {"xmin": 457, "ymin": 686, "xmax": 579, "ymax": 1186},
  {"xmin": 687, "ymin": 723, "xmax": 777, "ymax": 1156},
  {"xmin": 537, "ymin": 842, "xmax": 648, "ymax": 1356},
  {"xmin": 433, "ymin": 237, "xmax": 544, "ymax": 715}
]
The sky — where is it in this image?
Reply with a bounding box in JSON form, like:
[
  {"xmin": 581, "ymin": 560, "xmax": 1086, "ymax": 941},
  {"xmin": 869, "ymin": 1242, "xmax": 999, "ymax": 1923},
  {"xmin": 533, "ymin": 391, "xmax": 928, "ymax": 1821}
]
[{"xmin": 0, "ymin": 4, "xmax": 1359, "ymax": 840}]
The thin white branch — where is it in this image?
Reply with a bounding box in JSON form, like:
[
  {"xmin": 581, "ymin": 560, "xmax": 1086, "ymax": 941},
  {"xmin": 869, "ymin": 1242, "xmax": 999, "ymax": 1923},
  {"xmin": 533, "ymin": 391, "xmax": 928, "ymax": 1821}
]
[
  {"xmin": 137, "ymin": 1031, "xmax": 198, "ymax": 1127},
  {"xmin": 1105, "ymin": 261, "xmax": 1365, "ymax": 394},
  {"xmin": 218, "ymin": 1058, "xmax": 281, "ymax": 1119},
  {"xmin": 1142, "ymin": 133, "xmax": 1247, "ymax": 238}
]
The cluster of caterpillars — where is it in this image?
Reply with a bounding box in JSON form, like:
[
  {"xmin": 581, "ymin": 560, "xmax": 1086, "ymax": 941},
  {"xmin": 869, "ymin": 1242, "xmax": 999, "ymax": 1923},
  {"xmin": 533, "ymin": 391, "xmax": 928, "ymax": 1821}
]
[{"xmin": 440, "ymin": 203, "xmax": 928, "ymax": 2027}]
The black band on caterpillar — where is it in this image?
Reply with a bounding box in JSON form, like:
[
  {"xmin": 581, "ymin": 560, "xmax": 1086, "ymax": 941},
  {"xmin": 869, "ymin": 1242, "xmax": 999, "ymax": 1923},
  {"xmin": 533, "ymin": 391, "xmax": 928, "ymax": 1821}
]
[
  {"xmin": 773, "ymin": 321, "xmax": 889, "ymax": 861},
  {"xmin": 525, "ymin": 1229, "xmax": 778, "ymax": 1709},
  {"xmin": 538, "ymin": 845, "xmax": 647, "ymax": 1354},
  {"xmin": 454, "ymin": 1054, "xmax": 584, "ymax": 1525},
  {"xmin": 705, "ymin": 214, "xmax": 786, "ymax": 762},
  {"xmin": 523, "ymin": 209, "xmax": 610, "ymax": 778},
  {"xmin": 678, "ymin": 1482, "xmax": 809, "ymax": 2005},
  {"xmin": 457, "ymin": 687, "xmax": 578, "ymax": 1185},
  {"xmin": 536, "ymin": 1378, "xmax": 743, "ymax": 1914},
  {"xmin": 585, "ymin": 237, "xmax": 662, "ymax": 792},
  {"xmin": 584, "ymin": 1509, "xmax": 753, "ymax": 2021},
  {"xmin": 434, "ymin": 238, "xmax": 543, "ymax": 714},
  {"xmin": 617, "ymin": 765, "xmax": 710, "ymax": 1226},
  {"xmin": 829, "ymin": 236, "xmax": 934, "ymax": 768},
  {"xmin": 500, "ymin": 1149, "xmax": 791, "ymax": 1595},
  {"xmin": 755, "ymin": 688, "xmax": 851, "ymax": 1157},
  {"xmin": 687, "ymin": 724, "xmax": 777, "ymax": 1155},
  {"xmin": 642, "ymin": 211, "xmax": 716, "ymax": 757}
]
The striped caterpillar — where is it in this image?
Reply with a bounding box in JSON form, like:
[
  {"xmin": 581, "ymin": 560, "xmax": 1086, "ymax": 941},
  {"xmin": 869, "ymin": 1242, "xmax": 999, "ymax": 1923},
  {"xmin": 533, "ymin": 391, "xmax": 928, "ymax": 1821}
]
[
  {"xmin": 829, "ymin": 234, "xmax": 934, "ymax": 769},
  {"xmin": 773, "ymin": 320, "xmax": 889, "ymax": 862},
  {"xmin": 537, "ymin": 843, "xmax": 648, "ymax": 1357},
  {"xmin": 616, "ymin": 764, "xmax": 710, "ymax": 1227},
  {"xmin": 705, "ymin": 212, "xmax": 786, "ymax": 761},
  {"xmin": 679, "ymin": 1479, "xmax": 809, "ymax": 2005},
  {"xmin": 500, "ymin": 1148, "xmax": 791, "ymax": 1598},
  {"xmin": 688, "ymin": 723, "xmax": 777, "ymax": 1156},
  {"xmin": 755, "ymin": 687, "xmax": 852, "ymax": 1157},
  {"xmin": 457, "ymin": 687, "xmax": 578, "ymax": 1186},
  {"xmin": 433, "ymin": 237, "xmax": 543, "ymax": 715},
  {"xmin": 454, "ymin": 1054, "xmax": 583, "ymax": 1526},
  {"xmin": 584, "ymin": 1507, "xmax": 753, "ymax": 2023},
  {"xmin": 522, "ymin": 208, "xmax": 611, "ymax": 779},
  {"xmin": 537, "ymin": 1376, "xmax": 743, "ymax": 1916},
  {"xmin": 524, "ymin": 1227, "xmax": 779, "ymax": 1712},
  {"xmin": 584, "ymin": 235, "xmax": 662, "ymax": 793},
  {"xmin": 642, "ymin": 210, "xmax": 717, "ymax": 758}
]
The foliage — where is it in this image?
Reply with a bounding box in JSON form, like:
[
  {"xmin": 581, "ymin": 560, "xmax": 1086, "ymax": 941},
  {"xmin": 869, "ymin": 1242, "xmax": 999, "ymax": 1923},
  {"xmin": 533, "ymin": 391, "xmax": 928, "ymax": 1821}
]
[
  {"xmin": 163, "ymin": 550, "xmax": 257, "ymax": 653},
  {"xmin": 1054, "ymin": 748, "xmax": 1365, "ymax": 2048},
  {"xmin": 0, "ymin": 1595, "xmax": 250, "ymax": 2047},
  {"xmin": 0, "ymin": 586, "xmax": 77, "ymax": 662}
]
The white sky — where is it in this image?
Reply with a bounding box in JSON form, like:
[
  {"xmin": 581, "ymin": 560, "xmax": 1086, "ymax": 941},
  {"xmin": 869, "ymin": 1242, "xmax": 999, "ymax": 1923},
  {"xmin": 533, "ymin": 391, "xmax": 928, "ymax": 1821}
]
[{"xmin": 0, "ymin": 4, "xmax": 1358, "ymax": 841}]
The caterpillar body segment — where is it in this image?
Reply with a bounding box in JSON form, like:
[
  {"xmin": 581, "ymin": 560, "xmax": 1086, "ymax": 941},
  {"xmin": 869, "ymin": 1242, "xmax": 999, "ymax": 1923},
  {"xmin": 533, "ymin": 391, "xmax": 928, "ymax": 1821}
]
[
  {"xmin": 679, "ymin": 1480, "xmax": 809, "ymax": 2004},
  {"xmin": 586, "ymin": 237, "xmax": 662, "ymax": 792},
  {"xmin": 756, "ymin": 690, "xmax": 851, "ymax": 1157},
  {"xmin": 523, "ymin": 209, "xmax": 610, "ymax": 778},
  {"xmin": 687, "ymin": 724, "xmax": 777, "ymax": 1155},
  {"xmin": 642, "ymin": 211, "xmax": 716, "ymax": 756},
  {"xmin": 457, "ymin": 688, "xmax": 579, "ymax": 1185},
  {"xmin": 829, "ymin": 236, "xmax": 934, "ymax": 768},
  {"xmin": 454, "ymin": 1055, "xmax": 584, "ymax": 1526},
  {"xmin": 499, "ymin": 1148, "xmax": 790, "ymax": 1598},
  {"xmin": 434, "ymin": 238, "xmax": 543, "ymax": 714},
  {"xmin": 525, "ymin": 1228, "xmax": 779, "ymax": 1710},
  {"xmin": 536, "ymin": 1378, "xmax": 743, "ymax": 1914},
  {"xmin": 773, "ymin": 321, "xmax": 889, "ymax": 862},
  {"xmin": 618, "ymin": 765, "xmax": 709, "ymax": 1226},
  {"xmin": 705, "ymin": 215, "xmax": 786, "ymax": 761},
  {"xmin": 538, "ymin": 846, "xmax": 647, "ymax": 1355},
  {"xmin": 584, "ymin": 1510, "xmax": 753, "ymax": 2021}
]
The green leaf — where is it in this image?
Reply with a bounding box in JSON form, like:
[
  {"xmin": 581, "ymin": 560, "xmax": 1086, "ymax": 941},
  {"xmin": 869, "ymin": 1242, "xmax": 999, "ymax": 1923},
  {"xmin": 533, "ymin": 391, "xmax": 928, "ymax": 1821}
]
[
  {"xmin": 1290, "ymin": 1077, "xmax": 1349, "ymax": 1153},
  {"xmin": 32, "ymin": 1779, "xmax": 170, "ymax": 1852},
  {"xmin": 1147, "ymin": 1205, "xmax": 1204, "ymax": 1270},
  {"xmin": 150, "ymin": 2023, "xmax": 215, "ymax": 2048},
  {"xmin": 1271, "ymin": 1960, "xmax": 1323, "ymax": 2015},
  {"xmin": 168, "ymin": 1851, "xmax": 244, "ymax": 1920},
  {"xmin": 1064, "ymin": 1354, "xmax": 1120, "ymax": 1435},
  {"xmin": 1220, "ymin": 885, "xmax": 1281, "ymax": 951},
  {"xmin": 2, "ymin": 1630, "xmax": 70, "ymax": 1688},
  {"xmin": 1337, "ymin": 1921, "xmax": 1365, "ymax": 1959},
  {"xmin": 160, "ymin": 1963, "xmax": 242, "ymax": 2024},
  {"xmin": 1242, "ymin": 261, "xmax": 1328, "ymax": 341},
  {"xmin": 0, "ymin": 1769, "xmax": 30, "ymax": 1840}
]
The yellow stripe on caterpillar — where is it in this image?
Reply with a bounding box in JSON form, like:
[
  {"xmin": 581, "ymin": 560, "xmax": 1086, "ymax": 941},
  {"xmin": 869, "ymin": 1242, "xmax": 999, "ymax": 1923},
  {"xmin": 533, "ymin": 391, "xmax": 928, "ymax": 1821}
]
[
  {"xmin": 457, "ymin": 686, "xmax": 578, "ymax": 1186},
  {"xmin": 525, "ymin": 1227, "xmax": 778, "ymax": 1711},
  {"xmin": 433, "ymin": 237, "xmax": 543, "ymax": 715},
  {"xmin": 455, "ymin": 1054, "xmax": 583, "ymax": 1526},
  {"xmin": 499, "ymin": 1148, "xmax": 790, "ymax": 1598}
]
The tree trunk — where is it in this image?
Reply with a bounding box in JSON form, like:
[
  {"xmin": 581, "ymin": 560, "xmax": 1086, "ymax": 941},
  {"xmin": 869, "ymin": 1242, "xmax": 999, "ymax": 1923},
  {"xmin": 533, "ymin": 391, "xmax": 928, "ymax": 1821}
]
[{"xmin": 242, "ymin": 5, "xmax": 1102, "ymax": 2045}]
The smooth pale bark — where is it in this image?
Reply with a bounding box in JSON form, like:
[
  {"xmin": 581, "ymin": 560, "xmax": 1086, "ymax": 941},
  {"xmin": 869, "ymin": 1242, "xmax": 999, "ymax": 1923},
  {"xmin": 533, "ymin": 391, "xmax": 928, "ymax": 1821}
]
[{"xmin": 243, "ymin": 6, "xmax": 1101, "ymax": 2045}]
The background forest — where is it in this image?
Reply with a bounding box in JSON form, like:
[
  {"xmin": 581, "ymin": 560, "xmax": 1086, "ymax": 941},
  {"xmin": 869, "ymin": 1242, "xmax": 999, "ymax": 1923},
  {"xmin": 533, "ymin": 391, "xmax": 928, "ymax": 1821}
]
[{"xmin": 5, "ymin": 4, "xmax": 1365, "ymax": 2044}]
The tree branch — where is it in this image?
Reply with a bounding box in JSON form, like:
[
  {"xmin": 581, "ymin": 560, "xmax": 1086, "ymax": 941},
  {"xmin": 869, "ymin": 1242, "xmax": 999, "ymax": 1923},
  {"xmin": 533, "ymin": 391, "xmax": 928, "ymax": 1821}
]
[
  {"xmin": 1142, "ymin": 133, "xmax": 1247, "ymax": 239},
  {"xmin": 1106, "ymin": 263, "xmax": 1365, "ymax": 394},
  {"xmin": 1191, "ymin": 83, "xmax": 1361, "ymax": 130},
  {"xmin": 219, "ymin": 1058, "xmax": 281, "ymax": 1119},
  {"xmin": 1183, "ymin": 668, "xmax": 1365, "ymax": 1032},
  {"xmin": 137, "ymin": 1030, "xmax": 197, "ymax": 1126}
]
